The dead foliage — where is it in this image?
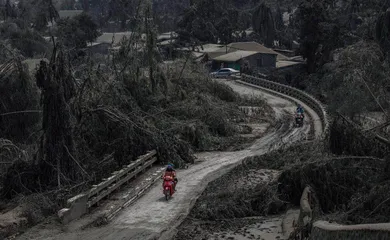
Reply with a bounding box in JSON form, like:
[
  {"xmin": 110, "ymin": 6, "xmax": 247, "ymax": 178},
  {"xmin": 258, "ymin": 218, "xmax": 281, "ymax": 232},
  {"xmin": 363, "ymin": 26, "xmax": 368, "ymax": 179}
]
[
  {"xmin": 244, "ymin": 140, "xmax": 328, "ymax": 169},
  {"xmin": 0, "ymin": 58, "xmax": 40, "ymax": 143},
  {"xmin": 189, "ymin": 180, "xmax": 287, "ymax": 220},
  {"xmin": 175, "ymin": 218, "xmax": 263, "ymax": 240},
  {"xmin": 20, "ymin": 193, "xmax": 59, "ymax": 225},
  {"xmin": 328, "ymin": 116, "xmax": 390, "ymax": 157},
  {"xmin": 1, "ymin": 50, "xmax": 270, "ymax": 199},
  {"xmin": 278, "ymin": 157, "xmax": 385, "ymax": 210},
  {"xmin": 35, "ymin": 45, "xmax": 80, "ymax": 189},
  {"xmin": 185, "ymin": 141, "xmax": 324, "ymax": 221},
  {"xmin": 182, "ymin": 124, "xmax": 390, "ymax": 230}
]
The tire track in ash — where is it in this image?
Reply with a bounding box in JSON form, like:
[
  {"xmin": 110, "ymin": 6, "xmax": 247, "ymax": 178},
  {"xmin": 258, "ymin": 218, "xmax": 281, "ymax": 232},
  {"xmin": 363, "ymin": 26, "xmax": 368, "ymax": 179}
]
[{"xmin": 15, "ymin": 80, "xmax": 317, "ymax": 240}]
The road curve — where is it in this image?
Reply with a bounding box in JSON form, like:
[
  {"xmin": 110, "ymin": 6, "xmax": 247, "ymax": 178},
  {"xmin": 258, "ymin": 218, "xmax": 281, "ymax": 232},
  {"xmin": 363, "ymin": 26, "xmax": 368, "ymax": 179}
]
[{"xmin": 16, "ymin": 80, "xmax": 321, "ymax": 240}]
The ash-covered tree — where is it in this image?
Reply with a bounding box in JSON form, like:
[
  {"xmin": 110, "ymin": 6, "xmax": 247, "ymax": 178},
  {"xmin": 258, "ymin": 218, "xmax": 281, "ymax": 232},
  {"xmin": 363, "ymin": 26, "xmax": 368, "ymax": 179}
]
[
  {"xmin": 87, "ymin": 0, "xmax": 111, "ymax": 29},
  {"xmin": 0, "ymin": 58, "xmax": 40, "ymax": 143},
  {"xmin": 2, "ymin": 0, "xmax": 17, "ymax": 20},
  {"xmin": 376, "ymin": 8, "xmax": 390, "ymax": 61},
  {"xmin": 177, "ymin": 6, "xmax": 215, "ymax": 44},
  {"xmin": 275, "ymin": 5, "xmax": 284, "ymax": 32},
  {"xmin": 215, "ymin": 17, "xmax": 233, "ymax": 44},
  {"xmin": 152, "ymin": 0, "xmax": 190, "ymax": 32},
  {"xmin": 176, "ymin": 0, "xmax": 236, "ymax": 44},
  {"xmin": 252, "ymin": 2, "xmax": 275, "ymax": 47},
  {"xmin": 305, "ymin": 41, "xmax": 390, "ymax": 118},
  {"xmin": 60, "ymin": 0, "xmax": 76, "ymax": 10},
  {"xmin": 106, "ymin": 0, "xmax": 138, "ymax": 30},
  {"xmin": 16, "ymin": 0, "xmax": 59, "ymax": 31},
  {"xmin": 35, "ymin": 46, "xmax": 80, "ymax": 187},
  {"xmin": 296, "ymin": 0, "xmax": 340, "ymax": 73},
  {"xmin": 237, "ymin": 10, "xmax": 252, "ymax": 31},
  {"xmin": 0, "ymin": 22, "xmax": 51, "ymax": 58},
  {"xmin": 9, "ymin": 29, "xmax": 49, "ymax": 57},
  {"xmin": 56, "ymin": 12, "xmax": 100, "ymax": 49}
]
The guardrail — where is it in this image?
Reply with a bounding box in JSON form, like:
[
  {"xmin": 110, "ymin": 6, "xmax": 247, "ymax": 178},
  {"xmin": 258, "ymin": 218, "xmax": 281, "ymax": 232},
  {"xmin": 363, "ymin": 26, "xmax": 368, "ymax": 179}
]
[
  {"xmin": 58, "ymin": 150, "xmax": 157, "ymax": 224},
  {"xmin": 240, "ymin": 74, "xmax": 329, "ymax": 138},
  {"xmin": 243, "ymin": 74, "xmax": 390, "ymax": 239}
]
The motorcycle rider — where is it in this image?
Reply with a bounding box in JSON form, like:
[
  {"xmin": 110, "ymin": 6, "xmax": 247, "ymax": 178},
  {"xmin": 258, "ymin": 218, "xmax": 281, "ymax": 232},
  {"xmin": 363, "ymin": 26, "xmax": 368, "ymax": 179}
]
[
  {"xmin": 297, "ymin": 104, "xmax": 304, "ymax": 114},
  {"xmin": 296, "ymin": 104, "xmax": 304, "ymax": 119},
  {"xmin": 162, "ymin": 163, "xmax": 178, "ymax": 192}
]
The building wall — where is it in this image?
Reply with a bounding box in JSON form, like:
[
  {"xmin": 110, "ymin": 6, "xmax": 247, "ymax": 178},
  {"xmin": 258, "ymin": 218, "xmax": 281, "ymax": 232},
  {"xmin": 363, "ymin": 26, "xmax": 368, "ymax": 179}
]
[
  {"xmin": 243, "ymin": 53, "xmax": 276, "ymax": 70},
  {"xmin": 260, "ymin": 53, "xmax": 277, "ymax": 68},
  {"xmin": 210, "ymin": 52, "xmax": 277, "ymax": 71}
]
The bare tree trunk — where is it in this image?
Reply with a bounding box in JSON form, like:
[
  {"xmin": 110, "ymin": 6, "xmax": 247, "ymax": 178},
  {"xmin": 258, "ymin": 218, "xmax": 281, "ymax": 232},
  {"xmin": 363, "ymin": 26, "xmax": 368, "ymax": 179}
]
[
  {"xmin": 35, "ymin": 45, "xmax": 79, "ymax": 187},
  {"xmin": 144, "ymin": 1, "xmax": 157, "ymax": 92}
]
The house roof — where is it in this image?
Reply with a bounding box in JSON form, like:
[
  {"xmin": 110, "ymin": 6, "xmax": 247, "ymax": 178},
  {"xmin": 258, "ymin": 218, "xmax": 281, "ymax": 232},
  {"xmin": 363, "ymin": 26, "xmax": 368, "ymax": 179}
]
[
  {"xmin": 157, "ymin": 39, "xmax": 176, "ymax": 46},
  {"xmin": 175, "ymin": 44, "xmax": 224, "ymax": 53},
  {"xmin": 157, "ymin": 32, "xmax": 178, "ymax": 41},
  {"xmin": 197, "ymin": 44, "xmax": 224, "ymax": 53},
  {"xmin": 87, "ymin": 42, "xmax": 112, "ymax": 48},
  {"xmin": 192, "ymin": 52, "xmax": 205, "ymax": 58},
  {"xmin": 225, "ymin": 42, "xmax": 288, "ymax": 61},
  {"xmin": 276, "ymin": 60, "xmax": 304, "ymax": 69},
  {"xmin": 202, "ymin": 41, "xmax": 288, "ymax": 61},
  {"xmin": 96, "ymin": 32, "xmax": 146, "ymax": 46},
  {"xmin": 212, "ymin": 51, "xmax": 259, "ymax": 62},
  {"xmin": 58, "ymin": 10, "xmax": 83, "ymax": 19}
]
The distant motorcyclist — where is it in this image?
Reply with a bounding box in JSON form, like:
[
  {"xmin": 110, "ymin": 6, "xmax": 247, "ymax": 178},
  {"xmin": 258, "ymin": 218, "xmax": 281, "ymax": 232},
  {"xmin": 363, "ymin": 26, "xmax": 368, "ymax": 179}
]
[
  {"xmin": 162, "ymin": 163, "xmax": 178, "ymax": 192},
  {"xmin": 296, "ymin": 104, "xmax": 305, "ymax": 120},
  {"xmin": 297, "ymin": 104, "xmax": 304, "ymax": 114}
]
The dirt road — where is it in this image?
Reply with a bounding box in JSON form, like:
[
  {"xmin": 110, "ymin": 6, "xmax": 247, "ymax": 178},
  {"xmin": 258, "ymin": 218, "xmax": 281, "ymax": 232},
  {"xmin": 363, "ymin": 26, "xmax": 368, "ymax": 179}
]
[{"xmin": 16, "ymin": 80, "xmax": 321, "ymax": 240}]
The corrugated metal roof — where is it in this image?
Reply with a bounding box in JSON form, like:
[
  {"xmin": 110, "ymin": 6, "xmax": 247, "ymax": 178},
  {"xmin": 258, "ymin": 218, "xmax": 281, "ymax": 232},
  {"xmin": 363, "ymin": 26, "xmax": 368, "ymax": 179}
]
[
  {"xmin": 157, "ymin": 32, "xmax": 178, "ymax": 40},
  {"xmin": 227, "ymin": 42, "xmax": 288, "ymax": 61},
  {"xmin": 192, "ymin": 52, "xmax": 205, "ymax": 58},
  {"xmin": 96, "ymin": 32, "xmax": 146, "ymax": 46},
  {"xmin": 276, "ymin": 61, "xmax": 303, "ymax": 69},
  {"xmin": 197, "ymin": 44, "xmax": 224, "ymax": 53},
  {"xmin": 208, "ymin": 41, "xmax": 288, "ymax": 61},
  {"xmin": 212, "ymin": 51, "xmax": 259, "ymax": 62}
]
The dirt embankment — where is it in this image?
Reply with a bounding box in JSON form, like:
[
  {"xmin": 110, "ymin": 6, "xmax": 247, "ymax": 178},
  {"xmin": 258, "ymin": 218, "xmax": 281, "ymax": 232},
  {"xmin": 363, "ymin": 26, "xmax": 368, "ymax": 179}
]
[{"xmin": 174, "ymin": 142, "xmax": 325, "ymax": 240}]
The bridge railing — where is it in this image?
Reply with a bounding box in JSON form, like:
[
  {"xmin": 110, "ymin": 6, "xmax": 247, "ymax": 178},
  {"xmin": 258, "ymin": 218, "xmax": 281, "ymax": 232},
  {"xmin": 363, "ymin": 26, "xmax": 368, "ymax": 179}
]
[{"xmin": 58, "ymin": 150, "xmax": 157, "ymax": 224}]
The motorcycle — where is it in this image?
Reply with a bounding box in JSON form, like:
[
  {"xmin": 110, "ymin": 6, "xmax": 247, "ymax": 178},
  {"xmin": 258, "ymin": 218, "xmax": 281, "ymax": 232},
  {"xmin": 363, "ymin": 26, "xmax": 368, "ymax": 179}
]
[
  {"xmin": 295, "ymin": 113, "xmax": 304, "ymax": 127},
  {"xmin": 163, "ymin": 175, "xmax": 175, "ymax": 200}
]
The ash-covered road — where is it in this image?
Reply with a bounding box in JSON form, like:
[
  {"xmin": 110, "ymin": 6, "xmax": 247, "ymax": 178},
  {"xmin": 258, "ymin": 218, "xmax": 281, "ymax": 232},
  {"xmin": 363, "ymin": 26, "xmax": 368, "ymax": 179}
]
[{"xmin": 16, "ymin": 80, "xmax": 321, "ymax": 240}]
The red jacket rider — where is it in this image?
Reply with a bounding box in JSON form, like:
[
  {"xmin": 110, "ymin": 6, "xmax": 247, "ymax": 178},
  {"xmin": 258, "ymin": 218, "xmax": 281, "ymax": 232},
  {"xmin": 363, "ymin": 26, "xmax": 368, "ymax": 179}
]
[{"xmin": 162, "ymin": 164, "xmax": 177, "ymax": 191}]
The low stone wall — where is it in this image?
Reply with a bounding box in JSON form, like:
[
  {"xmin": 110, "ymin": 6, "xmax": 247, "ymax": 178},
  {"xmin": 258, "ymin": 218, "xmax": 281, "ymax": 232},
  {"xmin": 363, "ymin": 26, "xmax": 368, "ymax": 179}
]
[{"xmin": 310, "ymin": 221, "xmax": 390, "ymax": 240}]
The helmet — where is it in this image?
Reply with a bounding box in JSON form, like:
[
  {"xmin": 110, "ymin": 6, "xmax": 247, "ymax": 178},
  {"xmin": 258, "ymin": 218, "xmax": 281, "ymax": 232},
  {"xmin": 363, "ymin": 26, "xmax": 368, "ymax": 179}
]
[
  {"xmin": 167, "ymin": 165, "xmax": 173, "ymax": 171},
  {"xmin": 167, "ymin": 163, "xmax": 174, "ymax": 168}
]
